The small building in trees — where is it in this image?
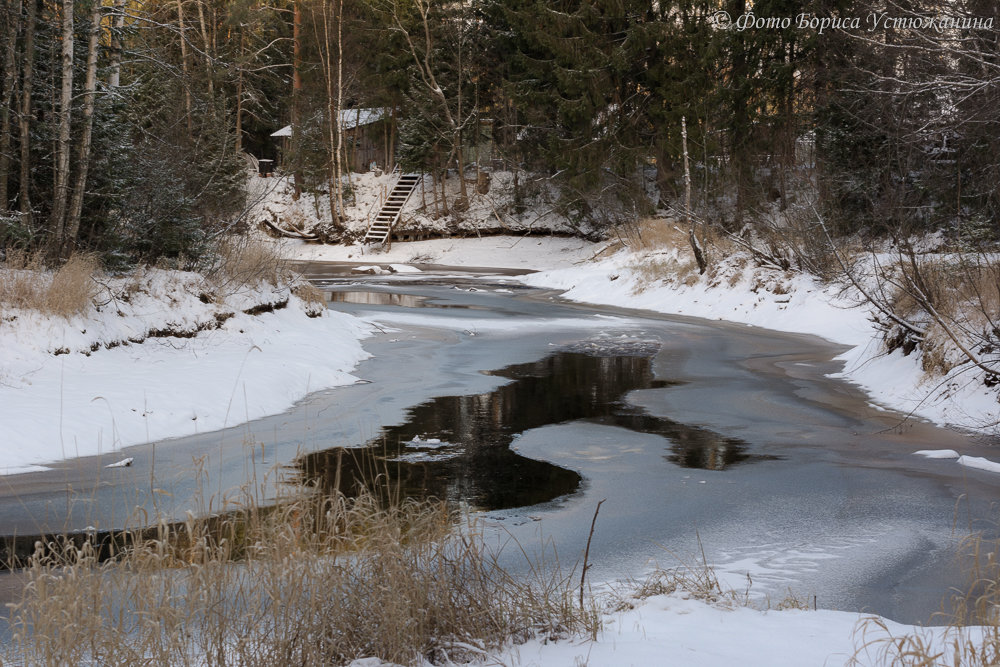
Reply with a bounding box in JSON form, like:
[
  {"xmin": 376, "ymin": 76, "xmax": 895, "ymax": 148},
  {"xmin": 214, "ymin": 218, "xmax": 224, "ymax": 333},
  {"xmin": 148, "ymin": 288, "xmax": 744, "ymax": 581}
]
[{"xmin": 270, "ymin": 108, "xmax": 394, "ymax": 174}]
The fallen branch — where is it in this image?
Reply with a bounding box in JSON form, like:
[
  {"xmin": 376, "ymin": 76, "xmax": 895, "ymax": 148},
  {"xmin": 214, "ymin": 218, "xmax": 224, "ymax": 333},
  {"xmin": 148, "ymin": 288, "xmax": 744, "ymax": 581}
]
[{"xmin": 262, "ymin": 218, "xmax": 318, "ymax": 241}]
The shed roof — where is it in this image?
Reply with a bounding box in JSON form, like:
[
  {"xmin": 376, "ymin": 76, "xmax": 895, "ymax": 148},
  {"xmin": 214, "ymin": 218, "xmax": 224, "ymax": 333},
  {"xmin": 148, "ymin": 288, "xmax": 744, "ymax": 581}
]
[{"xmin": 271, "ymin": 108, "xmax": 385, "ymax": 137}]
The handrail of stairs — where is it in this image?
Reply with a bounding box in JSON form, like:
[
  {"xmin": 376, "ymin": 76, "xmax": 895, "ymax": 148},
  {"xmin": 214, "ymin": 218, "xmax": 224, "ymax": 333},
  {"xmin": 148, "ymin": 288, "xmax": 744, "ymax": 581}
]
[{"xmin": 364, "ymin": 164, "xmax": 400, "ymax": 231}]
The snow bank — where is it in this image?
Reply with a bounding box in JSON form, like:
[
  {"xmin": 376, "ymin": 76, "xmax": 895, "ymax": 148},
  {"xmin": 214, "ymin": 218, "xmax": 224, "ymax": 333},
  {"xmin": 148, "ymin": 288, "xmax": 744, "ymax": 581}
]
[
  {"xmin": 279, "ymin": 234, "xmax": 600, "ymax": 272},
  {"xmin": 348, "ymin": 590, "xmax": 983, "ymax": 667},
  {"xmin": 0, "ymin": 268, "xmax": 370, "ymax": 474},
  {"xmin": 914, "ymin": 449, "xmax": 960, "ymax": 459},
  {"xmin": 519, "ymin": 245, "xmax": 1000, "ymax": 432},
  {"xmin": 249, "ymin": 170, "xmax": 589, "ymax": 241}
]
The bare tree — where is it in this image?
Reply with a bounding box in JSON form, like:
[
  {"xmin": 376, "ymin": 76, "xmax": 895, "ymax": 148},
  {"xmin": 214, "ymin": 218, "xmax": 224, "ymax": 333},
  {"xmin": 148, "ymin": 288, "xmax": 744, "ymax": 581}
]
[
  {"xmin": 49, "ymin": 0, "xmax": 75, "ymax": 253},
  {"xmin": 374, "ymin": 0, "xmax": 473, "ymax": 203},
  {"xmin": 0, "ymin": 0, "xmax": 22, "ymax": 209},
  {"xmin": 17, "ymin": 0, "xmax": 35, "ymax": 223},
  {"xmin": 63, "ymin": 0, "xmax": 103, "ymax": 257}
]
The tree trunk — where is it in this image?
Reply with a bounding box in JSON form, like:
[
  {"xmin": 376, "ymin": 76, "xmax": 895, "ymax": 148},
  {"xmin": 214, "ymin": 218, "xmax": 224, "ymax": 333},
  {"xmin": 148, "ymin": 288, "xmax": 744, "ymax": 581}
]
[
  {"xmin": 108, "ymin": 0, "xmax": 125, "ymax": 88},
  {"xmin": 682, "ymin": 116, "xmax": 706, "ymax": 274},
  {"xmin": 63, "ymin": 0, "xmax": 102, "ymax": 257},
  {"xmin": 176, "ymin": 0, "xmax": 193, "ymax": 137},
  {"xmin": 234, "ymin": 30, "xmax": 244, "ymax": 153},
  {"xmin": 0, "ymin": 0, "xmax": 23, "ymax": 209},
  {"xmin": 18, "ymin": 0, "xmax": 35, "ymax": 223},
  {"xmin": 334, "ymin": 0, "xmax": 344, "ymax": 215},
  {"xmin": 320, "ymin": 0, "xmax": 340, "ymax": 227},
  {"xmin": 291, "ymin": 0, "xmax": 302, "ymax": 199},
  {"xmin": 195, "ymin": 0, "xmax": 213, "ymax": 98},
  {"xmin": 49, "ymin": 0, "xmax": 74, "ymax": 252}
]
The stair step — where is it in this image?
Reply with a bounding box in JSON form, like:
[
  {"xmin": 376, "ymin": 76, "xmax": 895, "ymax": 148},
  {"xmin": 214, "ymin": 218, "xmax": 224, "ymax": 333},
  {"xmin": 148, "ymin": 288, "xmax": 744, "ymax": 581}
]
[{"xmin": 363, "ymin": 172, "xmax": 421, "ymax": 244}]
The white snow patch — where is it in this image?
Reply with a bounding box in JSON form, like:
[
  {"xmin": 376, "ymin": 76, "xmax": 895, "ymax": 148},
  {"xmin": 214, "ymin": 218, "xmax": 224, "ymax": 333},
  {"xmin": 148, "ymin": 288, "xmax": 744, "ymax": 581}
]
[
  {"xmin": 914, "ymin": 449, "xmax": 960, "ymax": 459},
  {"xmin": 388, "ymin": 264, "xmax": 422, "ymax": 273},
  {"xmin": 958, "ymin": 455, "xmax": 1000, "ymax": 474},
  {"xmin": 345, "ymin": 590, "xmax": 987, "ymax": 667}
]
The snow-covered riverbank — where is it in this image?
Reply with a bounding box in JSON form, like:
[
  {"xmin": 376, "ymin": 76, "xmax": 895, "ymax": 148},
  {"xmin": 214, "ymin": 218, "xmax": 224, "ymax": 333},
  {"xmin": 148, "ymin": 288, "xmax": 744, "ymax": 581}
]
[
  {"xmin": 517, "ymin": 244, "xmax": 999, "ymax": 434},
  {"xmin": 0, "ymin": 267, "xmax": 370, "ymax": 474},
  {"xmin": 477, "ymin": 589, "xmax": 978, "ymax": 667}
]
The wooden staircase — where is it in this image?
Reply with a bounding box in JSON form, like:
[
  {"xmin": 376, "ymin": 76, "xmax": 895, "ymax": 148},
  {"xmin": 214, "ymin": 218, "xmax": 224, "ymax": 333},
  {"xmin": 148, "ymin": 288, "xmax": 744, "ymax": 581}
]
[{"xmin": 362, "ymin": 171, "xmax": 421, "ymax": 245}]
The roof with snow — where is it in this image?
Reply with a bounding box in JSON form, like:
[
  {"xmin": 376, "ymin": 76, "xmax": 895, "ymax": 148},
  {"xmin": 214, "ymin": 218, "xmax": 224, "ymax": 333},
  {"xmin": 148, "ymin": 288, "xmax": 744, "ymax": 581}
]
[{"xmin": 271, "ymin": 108, "xmax": 385, "ymax": 137}]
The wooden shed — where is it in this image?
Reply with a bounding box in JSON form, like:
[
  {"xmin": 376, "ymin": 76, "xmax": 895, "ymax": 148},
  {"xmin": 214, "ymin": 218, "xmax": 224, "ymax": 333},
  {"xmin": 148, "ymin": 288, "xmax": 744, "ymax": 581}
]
[{"xmin": 270, "ymin": 108, "xmax": 393, "ymax": 174}]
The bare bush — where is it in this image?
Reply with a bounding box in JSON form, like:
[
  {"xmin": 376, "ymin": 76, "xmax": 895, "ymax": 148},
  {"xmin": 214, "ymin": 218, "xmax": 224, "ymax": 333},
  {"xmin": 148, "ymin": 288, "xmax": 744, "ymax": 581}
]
[{"xmin": 291, "ymin": 282, "xmax": 328, "ymax": 317}]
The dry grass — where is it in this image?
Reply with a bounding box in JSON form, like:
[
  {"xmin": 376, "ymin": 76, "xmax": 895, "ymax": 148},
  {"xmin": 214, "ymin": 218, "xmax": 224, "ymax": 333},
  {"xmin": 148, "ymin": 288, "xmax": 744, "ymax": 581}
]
[
  {"xmin": 4, "ymin": 485, "xmax": 594, "ymax": 666},
  {"xmin": 620, "ymin": 217, "xmax": 692, "ymax": 251},
  {"xmin": 852, "ymin": 533, "xmax": 1000, "ymax": 667},
  {"xmin": 292, "ymin": 282, "xmax": 328, "ymax": 317},
  {"xmin": 885, "ymin": 253, "xmax": 1000, "ymax": 376},
  {"xmin": 0, "ymin": 251, "xmax": 99, "ymax": 318},
  {"xmin": 205, "ymin": 235, "xmax": 287, "ymax": 295}
]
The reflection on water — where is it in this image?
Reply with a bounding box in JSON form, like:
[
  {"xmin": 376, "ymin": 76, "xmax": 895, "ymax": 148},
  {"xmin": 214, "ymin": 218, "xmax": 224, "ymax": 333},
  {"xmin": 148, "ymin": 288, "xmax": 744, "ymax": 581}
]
[
  {"xmin": 329, "ymin": 291, "xmax": 474, "ymax": 309},
  {"xmin": 300, "ymin": 345, "xmax": 771, "ymax": 510}
]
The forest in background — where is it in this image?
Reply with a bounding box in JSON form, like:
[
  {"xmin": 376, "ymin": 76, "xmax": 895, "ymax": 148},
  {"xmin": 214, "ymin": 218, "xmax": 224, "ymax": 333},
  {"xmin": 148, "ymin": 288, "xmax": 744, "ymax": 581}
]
[{"xmin": 0, "ymin": 0, "xmax": 997, "ymax": 265}]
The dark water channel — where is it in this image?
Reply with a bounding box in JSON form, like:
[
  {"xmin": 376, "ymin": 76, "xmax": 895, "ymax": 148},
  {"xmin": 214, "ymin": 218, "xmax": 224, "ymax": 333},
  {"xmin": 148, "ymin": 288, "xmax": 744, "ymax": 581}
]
[{"xmin": 301, "ymin": 345, "xmax": 775, "ymax": 511}]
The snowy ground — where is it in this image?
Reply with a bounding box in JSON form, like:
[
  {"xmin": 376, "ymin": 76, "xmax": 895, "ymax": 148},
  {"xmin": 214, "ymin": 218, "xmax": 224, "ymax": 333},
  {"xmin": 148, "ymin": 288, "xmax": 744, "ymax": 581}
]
[
  {"xmin": 281, "ymin": 234, "xmax": 600, "ymax": 271},
  {"xmin": 494, "ymin": 591, "xmax": 975, "ymax": 667},
  {"xmin": 342, "ymin": 588, "xmax": 985, "ymax": 667},
  {"xmin": 0, "ymin": 267, "xmax": 370, "ymax": 474},
  {"xmin": 248, "ymin": 169, "xmax": 588, "ymax": 241}
]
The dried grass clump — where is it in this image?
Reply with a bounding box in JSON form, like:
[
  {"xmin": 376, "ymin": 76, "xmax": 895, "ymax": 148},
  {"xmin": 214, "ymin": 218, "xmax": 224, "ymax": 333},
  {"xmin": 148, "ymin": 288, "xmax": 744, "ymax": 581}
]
[
  {"xmin": 6, "ymin": 486, "xmax": 593, "ymax": 666},
  {"xmin": 852, "ymin": 533, "xmax": 1000, "ymax": 667},
  {"xmin": 206, "ymin": 236, "xmax": 287, "ymax": 294},
  {"xmin": 886, "ymin": 254, "xmax": 1000, "ymax": 376},
  {"xmin": 615, "ymin": 544, "xmax": 750, "ymax": 613},
  {"xmin": 0, "ymin": 250, "xmax": 98, "ymax": 318},
  {"xmin": 292, "ymin": 282, "xmax": 328, "ymax": 317},
  {"xmin": 622, "ymin": 217, "xmax": 691, "ymax": 251},
  {"xmin": 46, "ymin": 253, "xmax": 101, "ymax": 317}
]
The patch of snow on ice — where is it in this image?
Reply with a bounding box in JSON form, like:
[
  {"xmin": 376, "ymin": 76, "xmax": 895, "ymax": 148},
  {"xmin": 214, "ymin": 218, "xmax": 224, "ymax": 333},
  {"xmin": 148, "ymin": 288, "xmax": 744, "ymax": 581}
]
[
  {"xmin": 958, "ymin": 455, "xmax": 1000, "ymax": 474},
  {"xmin": 913, "ymin": 449, "xmax": 960, "ymax": 459}
]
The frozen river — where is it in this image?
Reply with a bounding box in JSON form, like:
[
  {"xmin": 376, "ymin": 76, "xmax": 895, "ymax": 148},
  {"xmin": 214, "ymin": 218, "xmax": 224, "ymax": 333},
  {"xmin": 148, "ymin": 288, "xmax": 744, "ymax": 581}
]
[{"xmin": 2, "ymin": 263, "xmax": 998, "ymax": 624}]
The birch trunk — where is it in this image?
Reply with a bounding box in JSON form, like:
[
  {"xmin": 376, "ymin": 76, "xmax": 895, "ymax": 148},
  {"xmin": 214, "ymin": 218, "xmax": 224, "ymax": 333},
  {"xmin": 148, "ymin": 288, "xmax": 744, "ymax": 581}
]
[
  {"xmin": 63, "ymin": 0, "xmax": 102, "ymax": 257},
  {"xmin": 18, "ymin": 0, "xmax": 35, "ymax": 222},
  {"xmin": 49, "ymin": 0, "xmax": 74, "ymax": 250},
  {"xmin": 0, "ymin": 0, "xmax": 23, "ymax": 208},
  {"xmin": 195, "ymin": 0, "xmax": 213, "ymax": 98},
  {"xmin": 291, "ymin": 0, "xmax": 302, "ymax": 199},
  {"xmin": 108, "ymin": 0, "xmax": 125, "ymax": 88},
  {"xmin": 176, "ymin": 0, "xmax": 193, "ymax": 136},
  {"xmin": 334, "ymin": 0, "xmax": 344, "ymax": 216}
]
